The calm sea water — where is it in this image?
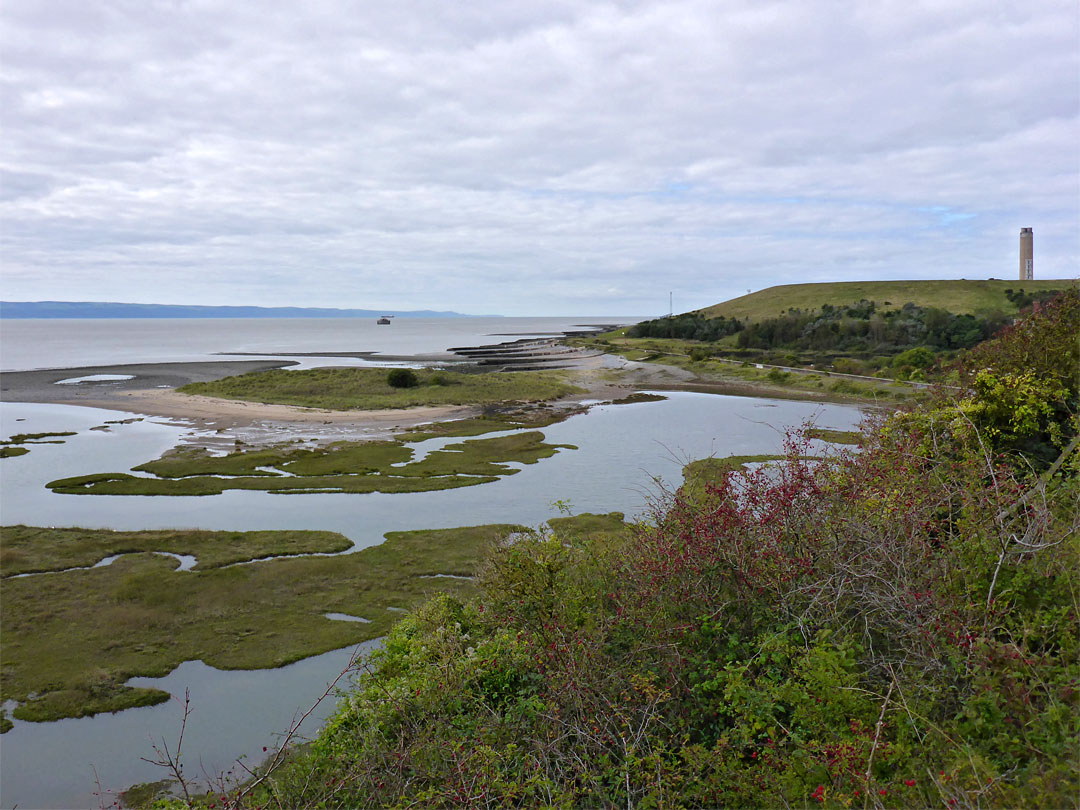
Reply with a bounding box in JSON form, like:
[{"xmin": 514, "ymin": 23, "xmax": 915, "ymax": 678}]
[
  {"xmin": 0, "ymin": 316, "xmax": 633, "ymax": 371},
  {"xmin": 0, "ymin": 320, "xmax": 864, "ymax": 808}
]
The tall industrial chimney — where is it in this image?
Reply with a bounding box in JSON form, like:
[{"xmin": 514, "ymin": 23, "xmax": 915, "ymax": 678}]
[{"xmin": 1019, "ymin": 228, "xmax": 1033, "ymax": 280}]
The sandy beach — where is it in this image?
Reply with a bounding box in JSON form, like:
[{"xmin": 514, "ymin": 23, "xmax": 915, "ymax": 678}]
[
  {"xmin": 0, "ymin": 348, "xmax": 847, "ymax": 444},
  {"xmin": 0, "ymin": 354, "xmax": 665, "ymax": 438}
]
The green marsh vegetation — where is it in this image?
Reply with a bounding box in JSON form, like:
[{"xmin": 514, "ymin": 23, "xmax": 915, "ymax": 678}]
[
  {"xmin": 44, "ymin": 391, "xmax": 666, "ymax": 498},
  {"xmin": 178, "ymin": 367, "xmax": 583, "ymax": 411},
  {"xmin": 47, "ymin": 429, "xmax": 577, "ymax": 496},
  {"xmin": 0, "ymin": 430, "xmax": 77, "ymax": 458},
  {"xmin": 0, "ymin": 522, "xmax": 534, "ymax": 727},
  {"xmin": 804, "ymin": 427, "xmax": 863, "ymax": 445},
  {"xmin": 0, "ymin": 526, "xmax": 352, "ymax": 577},
  {"xmin": 214, "ymin": 291, "xmax": 1079, "ymax": 809}
]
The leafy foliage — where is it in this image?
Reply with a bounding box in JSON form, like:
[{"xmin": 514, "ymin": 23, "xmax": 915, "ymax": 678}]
[
  {"xmin": 386, "ymin": 368, "xmax": 419, "ymax": 388},
  {"xmin": 736, "ymin": 300, "xmax": 1009, "ymax": 353},
  {"xmin": 628, "ymin": 313, "xmax": 743, "ymax": 341}
]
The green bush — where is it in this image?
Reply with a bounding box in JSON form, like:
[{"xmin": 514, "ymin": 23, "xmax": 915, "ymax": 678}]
[
  {"xmin": 386, "ymin": 368, "xmax": 419, "ymax": 388},
  {"xmin": 892, "ymin": 346, "xmax": 936, "ymax": 369}
]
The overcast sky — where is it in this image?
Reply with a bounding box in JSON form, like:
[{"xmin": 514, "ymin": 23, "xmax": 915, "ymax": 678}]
[{"xmin": 2, "ymin": 1, "xmax": 1077, "ymax": 316}]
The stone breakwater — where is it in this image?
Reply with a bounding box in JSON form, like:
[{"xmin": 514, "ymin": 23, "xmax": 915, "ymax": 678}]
[{"xmin": 449, "ymin": 336, "xmax": 604, "ymax": 371}]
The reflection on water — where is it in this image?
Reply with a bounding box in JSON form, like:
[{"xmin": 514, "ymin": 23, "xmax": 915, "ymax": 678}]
[
  {"xmin": 0, "ymin": 393, "xmax": 863, "ymax": 808},
  {"xmin": 0, "ymin": 641, "xmax": 381, "ymax": 810}
]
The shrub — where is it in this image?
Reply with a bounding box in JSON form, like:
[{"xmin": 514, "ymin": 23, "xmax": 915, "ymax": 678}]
[
  {"xmin": 386, "ymin": 368, "xmax": 419, "ymax": 388},
  {"xmin": 892, "ymin": 346, "xmax": 936, "ymax": 369}
]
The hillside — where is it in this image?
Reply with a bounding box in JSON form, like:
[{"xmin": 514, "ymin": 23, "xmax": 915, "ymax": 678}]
[{"xmin": 697, "ymin": 279, "xmax": 1075, "ymax": 322}]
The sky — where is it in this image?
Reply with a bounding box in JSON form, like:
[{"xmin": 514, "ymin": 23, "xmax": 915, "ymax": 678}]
[{"xmin": 1, "ymin": 1, "xmax": 1077, "ymax": 316}]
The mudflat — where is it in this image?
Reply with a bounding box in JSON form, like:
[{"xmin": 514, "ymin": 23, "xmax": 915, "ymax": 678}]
[
  {"xmin": 0, "ymin": 360, "xmax": 295, "ymax": 402},
  {"xmin": 0, "ymin": 359, "xmax": 487, "ymax": 429}
]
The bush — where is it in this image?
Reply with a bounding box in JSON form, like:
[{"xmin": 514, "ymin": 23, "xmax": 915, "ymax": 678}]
[
  {"xmin": 892, "ymin": 346, "xmax": 936, "ymax": 369},
  {"xmin": 386, "ymin": 368, "xmax": 419, "ymax": 388}
]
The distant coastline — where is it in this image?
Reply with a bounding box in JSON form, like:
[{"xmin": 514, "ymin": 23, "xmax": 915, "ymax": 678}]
[{"xmin": 0, "ymin": 301, "xmax": 482, "ymax": 319}]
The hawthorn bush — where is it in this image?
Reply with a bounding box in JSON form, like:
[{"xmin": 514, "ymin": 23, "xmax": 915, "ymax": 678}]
[
  {"xmin": 386, "ymin": 368, "xmax": 419, "ymax": 388},
  {"xmin": 183, "ymin": 292, "xmax": 1078, "ymax": 809}
]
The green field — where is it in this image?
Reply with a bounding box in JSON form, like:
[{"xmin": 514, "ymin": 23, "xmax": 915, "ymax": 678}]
[
  {"xmin": 179, "ymin": 367, "xmax": 583, "ymax": 410},
  {"xmin": 697, "ymin": 279, "xmax": 1076, "ymax": 322}
]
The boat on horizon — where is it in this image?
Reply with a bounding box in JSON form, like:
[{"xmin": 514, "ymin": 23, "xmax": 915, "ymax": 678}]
[{"xmin": 377, "ymin": 315, "xmax": 393, "ymax": 325}]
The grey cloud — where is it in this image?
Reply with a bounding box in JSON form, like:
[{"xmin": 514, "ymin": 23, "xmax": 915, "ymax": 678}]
[{"xmin": 1, "ymin": 0, "xmax": 1076, "ymax": 314}]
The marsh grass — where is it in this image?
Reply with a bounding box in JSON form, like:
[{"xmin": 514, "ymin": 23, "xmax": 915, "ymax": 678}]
[
  {"xmin": 47, "ymin": 431, "xmax": 575, "ymax": 496},
  {"xmin": 0, "ymin": 526, "xmax": 353, "ymax": 577},
  {"xmin": 401, "ymin": 408, "xmax": 573, "ymax": 440},
  {"xmin": 3, "ymin": 431, "xmax": 77, "ymax": 444},
  {"xmin": 609, "ymin": 393, "xmax": 667, "ymax": 405},
  {"xmin": 179, "ymin": 367, "xmax": 583, "ymax": 410},
  {"xmin": 805, "ymin": 427, "xmax": 864, "ymax": 445},
  {"xmin": 1, "ymin": 430, "xmax": 77, "ymax": 458},
  {"xmin": 0, "ymin": 523, "xmax": 527, "ymax": 723},
  {"xmin": 682, "ymin": 455, "xmax": 785, "ymax": 484}
]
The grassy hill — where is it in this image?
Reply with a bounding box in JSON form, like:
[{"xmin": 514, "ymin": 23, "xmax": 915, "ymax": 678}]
[{"xmin": 697, "ymin": 278, "xmax": 1076, "ymax": 321}]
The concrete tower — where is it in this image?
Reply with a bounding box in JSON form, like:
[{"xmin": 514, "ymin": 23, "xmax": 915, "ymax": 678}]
[{"xmin": 1019, "ymin": 228, "xmax": 1033, "ymax": 280}]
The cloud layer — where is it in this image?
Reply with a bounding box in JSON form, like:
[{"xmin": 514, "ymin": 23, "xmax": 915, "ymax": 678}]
[{"xmin": 2, "ymin": 0, "xmax": 1077, "ymax": 314}]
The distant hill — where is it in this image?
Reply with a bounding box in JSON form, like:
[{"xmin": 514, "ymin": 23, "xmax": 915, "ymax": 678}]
[
  {"xmin": 0, "ymin": 302, "xmax": 477, "ymax": 319},
  {"xmin": 697, "ymin": 279, "xmax": 1076, "ymax": 322}
]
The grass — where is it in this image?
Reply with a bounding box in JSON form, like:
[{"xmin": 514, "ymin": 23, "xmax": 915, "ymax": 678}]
[
  {"xmin": 580, "ymin": 337, "xmax": 914, "ymax": 403},
  {"xmin": 47, "ymin": 431, "xmax": 576, "ymax": 496},
  {"xmin": 683, "ymin": 455, "xmax": 785, "ymax": 484},
  {"xmin": 696, "ymin": 279, "xmax": 1076, "ymax": 322},
  {"xmin": 547, "ymin": 512, "xmax": 632, "ymax": 551},
  {"xmin": 0, "ymin": 515, "xmax": 625, "ymax": 726},
  {"xmin": 0, "ymin": 526, "xmax": 353, "ymax": 577},
  {"xmin": 609, "ymin": 393, "xmax": 668, "ymax": 405},
  {"xmin": 805, "ymin": 427, "xmax": 864, "ymax": 445},
  {"xmin": 0, "ymin": 523, "xmax": 523, "ymax": 723},
  {"xmin": 3, "ymin": 431, "xmax": 78, "ymax": 444},
  {"xmin": 1, "ymin": 430, "xmax": 77, "ymax": 458},
  {"xmin": 179, "ymin": 367, "xmax": 584, "ymax": 411},
  {"xmin": 400, "ymin": 408, "xmax": 576, "ymax": 441}
]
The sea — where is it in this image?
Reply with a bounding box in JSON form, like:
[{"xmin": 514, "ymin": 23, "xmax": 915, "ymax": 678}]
[
  {"xmin": 0, "ymin": 317, "xmax": 865, "ymax": 808},
  {"xmin": 0, "ymin": 316, "xmax": 627, "ymax": 371}
]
